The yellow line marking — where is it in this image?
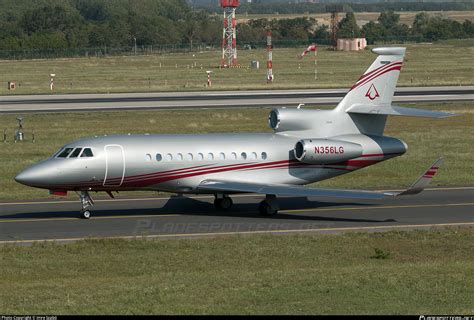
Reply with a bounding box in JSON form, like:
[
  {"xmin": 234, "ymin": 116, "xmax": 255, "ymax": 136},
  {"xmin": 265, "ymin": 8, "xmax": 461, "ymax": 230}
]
[
  {"xmin": 0, "ymin": 186, "xmax": 472, "ymax": 206},
  {"xmin": 281, "ymin": 202, "xmax": 474, "ymax": 214},
  {"xmin": 0, "ymin": 202, "xmax": 472, "ymax": 224},
  {"xmin": 0, "ymin": 214, "xmax": 180, "ymax": 224},
  {"xmin": 1, "ymin": 222, "xmax": 474, "ymax": 244}
]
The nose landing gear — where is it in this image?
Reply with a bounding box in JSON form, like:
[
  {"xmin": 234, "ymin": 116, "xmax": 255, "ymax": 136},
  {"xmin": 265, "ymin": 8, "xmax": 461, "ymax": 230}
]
[{"xmin": 78, "ymin": 191, "xmax": 94, "ymax": 219}]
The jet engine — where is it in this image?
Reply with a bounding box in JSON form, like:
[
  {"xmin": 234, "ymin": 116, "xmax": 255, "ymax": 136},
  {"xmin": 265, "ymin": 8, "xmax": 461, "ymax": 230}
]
[
  {"xmin": 294, "ymin": 139, "xmax": 363, "ymax": 164},
  {"xmin": 268, "ymin": 108, "xmax": 319, "ymax": 132}
]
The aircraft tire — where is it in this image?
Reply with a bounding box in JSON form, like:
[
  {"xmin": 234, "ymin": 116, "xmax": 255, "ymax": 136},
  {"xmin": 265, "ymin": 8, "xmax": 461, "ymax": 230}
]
[
  {"xmin": 258, "ymin": 201, "xmax": 278, "ymax": 216},
  {"xmin": 214, "ymin": 196, "xmax": 233, "ymax": 210},
  {"xmin": 80, "ymin": 210, "xmax": 91, "ymax": 219}
]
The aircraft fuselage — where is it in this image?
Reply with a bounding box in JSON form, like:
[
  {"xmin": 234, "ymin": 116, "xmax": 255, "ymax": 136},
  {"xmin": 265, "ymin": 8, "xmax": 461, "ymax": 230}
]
[{"xmin": 15, "ymin": 132, "xmax": 407, "ymax": 194}]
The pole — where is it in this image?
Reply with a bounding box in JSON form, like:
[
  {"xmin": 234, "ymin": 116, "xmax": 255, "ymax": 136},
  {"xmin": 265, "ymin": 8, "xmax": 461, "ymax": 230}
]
[
  {"xmin": 266, "ymin": 30, "xmax": 273, "ymax": 83},
  {"xmin": 134, "ymin": 37, "xmax": 137, "ymax": 56},
  {"xmin": 231, "ymin": 8, "xmax": 237, "ymax": 66},
  {"xmin": 314, "ymin": 48, "xmax": 318, "ymax": 80},
  {"xmin": 206, "ymin": 71, "xmax": 212, "ymax": 87}
]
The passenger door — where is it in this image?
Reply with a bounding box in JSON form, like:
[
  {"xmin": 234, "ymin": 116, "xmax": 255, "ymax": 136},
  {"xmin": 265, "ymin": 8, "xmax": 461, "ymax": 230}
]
[{"xmin": 103, "ymin": 145, "xmax": 125, "ymax": 187}]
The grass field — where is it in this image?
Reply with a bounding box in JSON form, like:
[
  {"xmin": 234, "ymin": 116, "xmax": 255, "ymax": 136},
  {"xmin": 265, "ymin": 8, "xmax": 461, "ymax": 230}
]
[
  {"xmin": 1, "ymin": 228, "xmax": 473, "ymax": 314},
  {"xmin": 0, "ymin": 101, "xmax": 472, "ymax": 201},
  {"xmin": 0, "ymin": 40, "xmax": 473, "ymax": 95},
  {"xmin": 238, "ymin": 11, "xmax": 474, "ymax": 26}
]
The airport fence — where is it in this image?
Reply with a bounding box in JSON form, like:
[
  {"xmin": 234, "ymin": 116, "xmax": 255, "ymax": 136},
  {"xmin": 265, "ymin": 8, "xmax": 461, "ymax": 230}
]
[{"xmin": 0, "ymin": 36, "xmax": 456, "ymax": 60}]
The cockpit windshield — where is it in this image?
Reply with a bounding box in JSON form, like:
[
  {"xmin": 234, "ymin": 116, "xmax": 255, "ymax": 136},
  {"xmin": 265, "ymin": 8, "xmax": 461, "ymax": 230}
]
[
  {"xmin": 81, "ymin": 148, "xmax": 94, "ymax": 157},
  {"xmin": 69, "ymin": 148, "xmax": 82, "ymax": 158},
  {"xmin": 57, "ymin": 148, "xmax": 74, "ymax": 158},
  {"xmin": 55, "ymin": 147, "xmax": 94, "ymax": 158}
]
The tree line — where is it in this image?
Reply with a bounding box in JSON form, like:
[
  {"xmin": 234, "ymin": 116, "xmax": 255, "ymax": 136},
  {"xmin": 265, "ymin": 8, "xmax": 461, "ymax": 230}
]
[
  {"xmin": 238, "ymin": 12, "xmax": 474, "ymax": 45},
  {"xmin": 339, "ymin": 11, "xmax": 474, "ymax": 43},
  {"xmin": 0, "ymin": 0, "xmax": 472, "ymax": 52},
  {"xmin": 0, "ymin": 0, "xmax": 221, "ymax": 50},
  {"xmin": 197, "ymin": 1, "xmax": 474, "ymax": 15}
]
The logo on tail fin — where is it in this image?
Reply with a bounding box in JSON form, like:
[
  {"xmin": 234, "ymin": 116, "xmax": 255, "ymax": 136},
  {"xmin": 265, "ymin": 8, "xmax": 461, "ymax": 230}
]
[{"xmin": 365, "ymin": 83, "xmax": 380, "ymax": 100}]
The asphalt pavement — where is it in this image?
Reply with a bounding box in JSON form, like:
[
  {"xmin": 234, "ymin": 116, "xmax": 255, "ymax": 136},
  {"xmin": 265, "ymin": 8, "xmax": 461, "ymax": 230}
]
[
  {"xmin": 0, "ymin": 187, "xmax": 472, "ymax": 244},
  {"xmin": 1, "ymin": 86, "xmax": 472, "ymax": 113}
]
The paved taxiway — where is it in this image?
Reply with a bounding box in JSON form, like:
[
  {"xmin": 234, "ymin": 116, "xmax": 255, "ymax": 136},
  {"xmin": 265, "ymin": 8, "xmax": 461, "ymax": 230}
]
[
  {"xmin": 1, "ymin": 86, "xmax": 473, "ymax": 113},
  {"xmin": 0, "ymin": 187, "xmax": 472, "ymax": 244}
]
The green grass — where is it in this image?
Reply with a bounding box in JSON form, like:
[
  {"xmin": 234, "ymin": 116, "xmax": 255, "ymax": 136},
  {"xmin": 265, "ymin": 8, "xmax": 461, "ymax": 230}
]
[
  {"xmin": 0, "ymin": 41, "xmax": 473, "ymax": 95},
  {"xmin": 0, "ymin": 101, "xmax": 472, "ymax": 201},
  {"xmin": 1, "ymin": 228, "xmax": 473, "ymax": 314}
]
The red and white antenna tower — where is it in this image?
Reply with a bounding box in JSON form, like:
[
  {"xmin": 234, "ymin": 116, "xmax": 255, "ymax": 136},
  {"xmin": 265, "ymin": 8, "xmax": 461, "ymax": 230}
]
[
  {"xmin": 220, "ymin": 0, "xmax": 239, "ymax": 67},
  {"xmin": 266, "ymin": 30, "xmax": 273, "ymax": 83}
]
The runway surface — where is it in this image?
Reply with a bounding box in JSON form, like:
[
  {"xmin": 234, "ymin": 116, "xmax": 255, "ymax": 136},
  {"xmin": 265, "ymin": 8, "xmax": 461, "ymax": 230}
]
[
  {"xmin": 1, "ymin": 86, "xmax": 473, "ymax": 113},
  {"xmin": 0, "ymin": 187, "xmax": 472, "ymax": 244}
]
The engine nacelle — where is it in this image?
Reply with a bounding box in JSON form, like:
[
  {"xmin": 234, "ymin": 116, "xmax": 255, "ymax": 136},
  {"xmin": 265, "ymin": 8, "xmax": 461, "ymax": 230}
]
[
  {"xmin": 294, "ymin": 139, "xmax": 363, "ymax": 164},
  {"xmin": 268, "ymin": 108, "xmax": 319, "ymax": 132}
]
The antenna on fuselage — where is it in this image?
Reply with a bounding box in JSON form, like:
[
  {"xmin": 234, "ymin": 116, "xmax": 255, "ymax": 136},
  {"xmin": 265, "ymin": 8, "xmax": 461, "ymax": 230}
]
[{"xmin": 297, "ymin": 103, "xmax": 305, "ymax": 109}]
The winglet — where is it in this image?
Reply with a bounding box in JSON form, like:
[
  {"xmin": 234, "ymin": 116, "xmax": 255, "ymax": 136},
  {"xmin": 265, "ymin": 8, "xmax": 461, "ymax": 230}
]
[{"xmin": 395, "ymin": 157, "xmax": 444, "ymax": 196}]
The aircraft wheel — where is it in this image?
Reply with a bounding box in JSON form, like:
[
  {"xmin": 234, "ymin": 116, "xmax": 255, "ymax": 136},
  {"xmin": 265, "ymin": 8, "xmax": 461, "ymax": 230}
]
[
  {"xmin": 80, "ymin": 210, "xmax": 91, "ymax": 219},
  {"xmin": 259, "ymin": 201, "xmax": 278, "ymax": 216},
  {"xmin": 214, "ymin": 196, "xmax": 233, "ymax": 210}
]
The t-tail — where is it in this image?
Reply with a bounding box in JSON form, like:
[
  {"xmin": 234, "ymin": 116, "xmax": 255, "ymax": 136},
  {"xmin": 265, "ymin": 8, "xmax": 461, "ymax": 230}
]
[
  {"xmin": 335, "ymin": 47, "xmax": 454, "ymax": 135},
  {"xmin": 337, "ymin": 47, "xmax": 405, "ymax": 111}
]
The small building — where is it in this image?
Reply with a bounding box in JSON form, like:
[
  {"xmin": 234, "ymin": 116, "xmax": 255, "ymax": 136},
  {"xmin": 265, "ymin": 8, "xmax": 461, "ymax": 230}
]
[{"xmin": 337, "ymin": 38, "xmax": 367, "ymax": 51}]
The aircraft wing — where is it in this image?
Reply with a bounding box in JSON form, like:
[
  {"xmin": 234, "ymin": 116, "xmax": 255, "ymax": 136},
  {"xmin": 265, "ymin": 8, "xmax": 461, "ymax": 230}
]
[{"xmin": 197, "ymin": 158, "xmax": 443, "ymax": 200}]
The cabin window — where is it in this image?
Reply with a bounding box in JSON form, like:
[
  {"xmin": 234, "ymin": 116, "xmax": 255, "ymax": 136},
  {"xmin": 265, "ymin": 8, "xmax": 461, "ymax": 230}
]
[
  {"xmin": 219, "ymin": 152, "xmax": 225, "ymax": 160},
  {"xmin": 69, "ymin": 148, "xmax": 83, "ymax": 158},
  {"xmin": 81, "ymin": 148, "xmax": 94, "ymax": 157},
  {"xmin": 177, "ymin": 153, "xmax": 183, "ymax": 161},
  {"xmin": 197, "ymin": 153, "xmax": 204, "ymax": 160},
  {"xmin": 156, "ymin": 153, "xmax": 162, "ymax": 161},
  {"xmin": 187, "ymin": 153, "xmax": 193, "ymax": 161},
  {"xmin": 145, "ymin": 154, "xmax": 152, "ymax": 161},
  {"xmin": 231, "ymin": 152, "xmax": 237, "ymax": 160},
  {"xmin": 57, "ymin": 148, "xmax": 74, "ymax": 158},
  {"xmin": 166, "ymin": 153, "xmax": 173, "ymax": 161},
  {"xmin": 251, "ymin": 152, "xmax": 257, "ymax": 160},
  {"xmin": 208, "ymin": 153, "xmax": 214, "ymax": 160},
  {"xmin": 241, "ymin": 152, "xmax": 247, "ymax": 160},
  {"xmin": 261, "ymin": 152, "xmax": 268, "ymax": 160}
]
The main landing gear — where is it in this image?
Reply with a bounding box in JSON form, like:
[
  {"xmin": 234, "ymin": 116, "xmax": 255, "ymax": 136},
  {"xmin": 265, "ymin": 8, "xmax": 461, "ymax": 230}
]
[
  {"xmin": 78, "ymin": 190, "xmax": 94, "ymax": 219},
  {"xmin": 214, "ymin": 194, "xmax": 233, "ymax": 210},
  {"xmin": 213, "ymin": 194, "xmax": 279, "ymax": 216},
  {"xmin": 258, "ymin": 194, "xmax": 279, "ymax": 216}
]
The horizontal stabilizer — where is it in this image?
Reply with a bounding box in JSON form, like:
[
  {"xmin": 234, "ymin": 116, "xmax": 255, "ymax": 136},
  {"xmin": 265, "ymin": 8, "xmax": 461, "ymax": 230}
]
[
  {"xmin": 198, "ymin": 158, "xmax": 443, "ymax": 200},
  {"xmin": 346, "ymin": 104, "xmax": 455, "ymax": 118}
]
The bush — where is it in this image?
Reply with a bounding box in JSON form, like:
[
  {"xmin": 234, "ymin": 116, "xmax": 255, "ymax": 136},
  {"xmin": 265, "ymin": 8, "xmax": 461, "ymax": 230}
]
[{"xmin": 371, "ymin": 247, "xmax": 391, "ymax": 260}]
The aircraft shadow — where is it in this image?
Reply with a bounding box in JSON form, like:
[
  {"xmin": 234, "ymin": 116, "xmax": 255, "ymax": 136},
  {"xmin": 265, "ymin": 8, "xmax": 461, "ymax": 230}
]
[{"xmin": 2, "ymin": 195, "xmax": 396, "ymax": 223}]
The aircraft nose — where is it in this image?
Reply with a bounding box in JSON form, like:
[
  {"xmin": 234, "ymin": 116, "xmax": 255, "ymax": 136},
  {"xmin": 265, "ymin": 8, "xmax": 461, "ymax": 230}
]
[
  {"xmin": 14, "ymin": 171, "xmax": 28, "ymax": 184},
  {"xmin": 15, "ymin": 164, "xmax": 51, "ymax": 187},
  {"xmin": 15, "ymin": 167, "xmax": 38, "ymax": 186}
]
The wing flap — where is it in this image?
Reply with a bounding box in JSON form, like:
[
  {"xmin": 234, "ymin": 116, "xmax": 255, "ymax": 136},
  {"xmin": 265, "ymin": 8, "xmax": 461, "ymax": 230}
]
[{"xmin": 346, "ymin": 104, "xmax": 455, "ymax": 118}]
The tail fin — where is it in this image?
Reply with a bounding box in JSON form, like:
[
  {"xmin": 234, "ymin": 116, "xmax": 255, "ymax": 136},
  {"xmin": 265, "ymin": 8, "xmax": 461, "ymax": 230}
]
[{"xmin": 336, "ymin": 47, "xmax": 406, "ymax": 112}]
